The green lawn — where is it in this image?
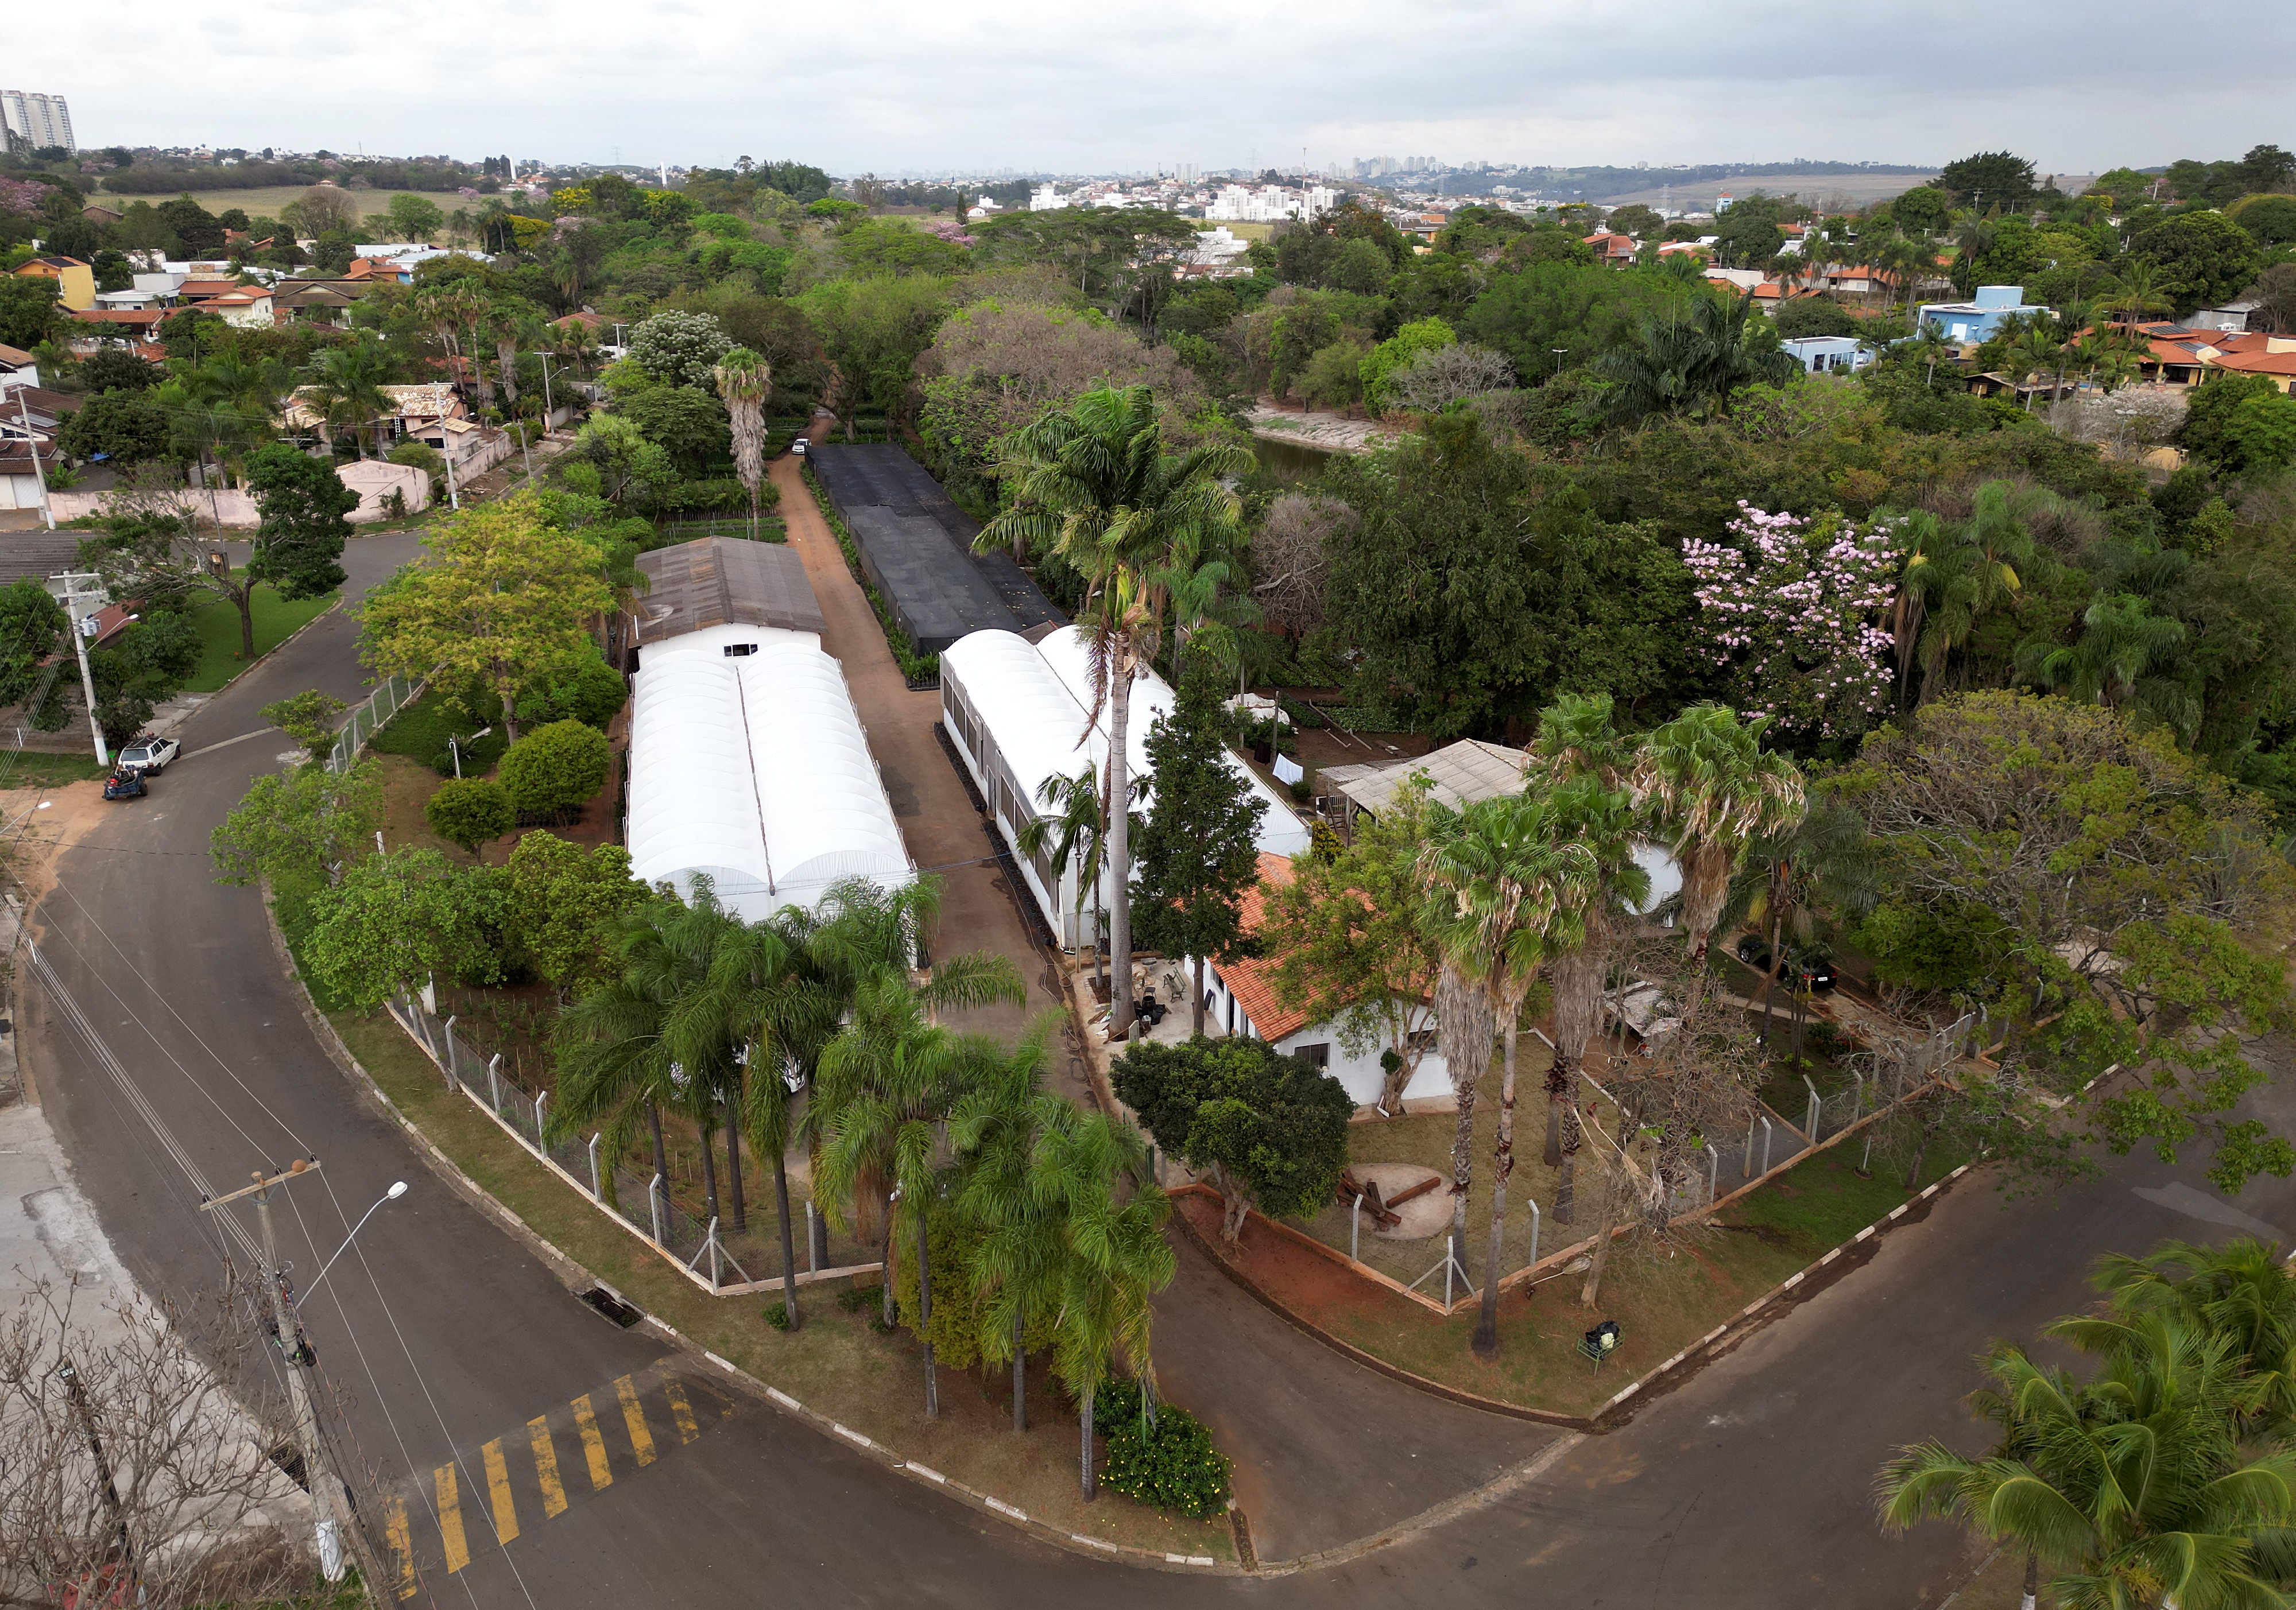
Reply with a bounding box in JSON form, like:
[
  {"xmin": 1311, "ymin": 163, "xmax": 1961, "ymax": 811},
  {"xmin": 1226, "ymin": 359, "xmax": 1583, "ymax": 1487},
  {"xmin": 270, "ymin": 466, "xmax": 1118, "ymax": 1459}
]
[
  {"xmin": 0, "ymin": 752, "xmax": 110, "ymax": 788},
  {"xmin": 366, "ymin": 688, "xmax": 509, "ymax": 775},
  {"xmin": 183, "ymin": 584, "xmax": 340, "ymax": 692}
]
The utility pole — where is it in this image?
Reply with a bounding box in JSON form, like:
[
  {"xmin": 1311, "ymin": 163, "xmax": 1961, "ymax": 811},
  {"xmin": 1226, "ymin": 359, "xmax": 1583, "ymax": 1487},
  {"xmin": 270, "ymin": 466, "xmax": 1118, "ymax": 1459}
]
[
  {"xmin": 57, "ymin": 1356, "xmax": 135, "ymax": 1592},
  {"xmin": 440, "ymin": 428, "xmax": 461, "ymax": 512},
  {"xmin": 13, "ymin": 387, "xmax": 55, "ymax": 531},
  {"xmin": 51, "ymin": 571, "xmax": 109, "ymax": 767},
  {"xmin": 204, "ymin": 1160, "xmax": 386, "ymax": 1607}
]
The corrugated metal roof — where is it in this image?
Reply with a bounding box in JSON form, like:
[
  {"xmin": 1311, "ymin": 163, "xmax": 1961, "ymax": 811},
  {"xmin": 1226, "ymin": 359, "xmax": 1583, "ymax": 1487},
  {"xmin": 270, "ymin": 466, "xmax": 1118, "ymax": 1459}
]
[
  {"xmin": 1327, "ymin": 738, "xmax": 1529, "ymax": 817},
  {"xmin": 633, "ymin": 536, "xmax": 826, "ymax": 643}
]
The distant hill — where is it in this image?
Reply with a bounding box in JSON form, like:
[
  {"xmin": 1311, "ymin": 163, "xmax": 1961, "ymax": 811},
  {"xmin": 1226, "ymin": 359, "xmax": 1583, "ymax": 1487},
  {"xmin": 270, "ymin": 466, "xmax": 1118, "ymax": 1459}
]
[{"xmin": 1369, "ymin": 161, "xmax": 1939, "ymax": 205}]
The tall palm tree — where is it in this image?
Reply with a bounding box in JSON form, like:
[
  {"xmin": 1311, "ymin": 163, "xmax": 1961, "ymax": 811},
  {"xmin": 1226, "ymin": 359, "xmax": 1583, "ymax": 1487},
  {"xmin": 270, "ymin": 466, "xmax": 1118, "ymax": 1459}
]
[
  {"xmin": 714, "ymin": 347, "xmax": 774, "ymax": 540},
  {"xmin": 2015, "ymin": 593, "xmax": 2195, "ymax": 737},
  {"xmin": 1420, "ymin": 790, "xmax": 1599, "ymax": 1356},
  {"xmin": 1633, "ymin": 705, "xmax": 1807, "ymax": 960},
  {"xmin": 812, "ymin": 952, "xmax": 1025, "ymax": 1410},
  {"xmin": 1075, "ymin": 571, "xmax": 1160, "ymax": 1042},
  {"xmin": 1597, "ymin": 289, "xmax": 1795, "ymax": 422},
  {"xmin": 950, "ymin": 1033, "xmax": 1064, "ymax": 1433},
  {"xmin": 304, "ymin": 339, "xmax": 393, "ymax": 460},
  {"xmin": 1894, "ymin": 481, "xmax": 2058, "ymax": 702},
  {"xmin": 1026, "ymin": 1106, "xmax": 1173, "ymax": 1499},
  {"xmin": 2078, "ymin": 1237, "xmax": 2296, "ymax": 1438},
  {"xmin": 2098, "ymin": 263, "xmax": 2173, "ymax": 331}
]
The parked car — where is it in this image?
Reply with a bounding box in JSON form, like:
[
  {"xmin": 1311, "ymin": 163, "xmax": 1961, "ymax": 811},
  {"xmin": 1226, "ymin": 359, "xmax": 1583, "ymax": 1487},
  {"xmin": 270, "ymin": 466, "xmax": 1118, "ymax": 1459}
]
[
  {"xmin": 102, "ymin": 766, "xmax": 148, "ymax": 801},
  {"xmin": 790, "ymin": 437, "xmax": 809, "ymax": 457},
  {"xmin": 115, "ymin": 734, "xmax": 180, "ymax": 774},
  {"xmin": 1734, "ymin": 935, "xmax": 1839, "ymax": 993}
]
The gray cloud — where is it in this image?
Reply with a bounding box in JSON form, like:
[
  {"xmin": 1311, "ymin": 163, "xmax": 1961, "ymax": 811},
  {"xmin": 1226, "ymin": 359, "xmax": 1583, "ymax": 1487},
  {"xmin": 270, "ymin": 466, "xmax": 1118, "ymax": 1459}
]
[{"xmin": 16, "ymin": 0, "xmax": 2293, "ymax": 174}]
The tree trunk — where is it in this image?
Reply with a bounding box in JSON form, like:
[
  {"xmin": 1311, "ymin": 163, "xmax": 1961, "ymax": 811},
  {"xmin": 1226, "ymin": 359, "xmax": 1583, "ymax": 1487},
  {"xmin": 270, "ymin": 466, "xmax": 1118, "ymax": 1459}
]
[
  {"xmin": 1542, "ymin": 1049, "xmax": 1567, "ymax": 1166},
  {"xmin": 1579, "ymin": 1198, "xmax": 1621, "ymax": 1309},
  {"xmin": 1108, "ymin": 659, "xmax": 1136, "ymax": 1041},
  {"xmin": 772, "ymin": 1152, "xmax": 800, "ymax": 1332},
  {"xmin": 880, "ymin": 1212, "xmax": 896, "ymax": 1330},
  {"xmin": 1474, "ymin": 1018, "xmax": 1519, "ymax": 1356},
  {"xmin": 1079, "ymin": 1384, "xmax": 1096, "ymax": 1500},
  {"xmin": 1752, "ymin": 913, "xmax": 1785, "ymax": 1045},
  {"xmin": 1092, "ymin": 882, "xmax": 1106, "ymax": 995},
  {"xmin": 698, "ymin": 1120, "xmax": 721, "ymax": 1228},
  {"xmin": 2020, "ymin": 1549, "xmax": 2037, "ymax": 1610},
  {"xmin": 1447, "ymin": 1054, "xmax": 1478, "ymax": 1294},
  {"xmin": 918, "ymin": 1213, "xmax": 937, "ymax": 1418},
  {"xmin": 1905, "ymin": 1125, "xmax": 1931, "ymax": 1192},
  {"xmin": 646, "ymin": 1103, "xmax": 669, "ymax": 1188},
  {"xmin": 724, "ymin": 1085, "xmax": 747, "ymax": 1235},
  {"xmin": 1379, "ymin": 1039, "xmax": 1412, "ymax": 1115},
  {"xmin": 1010, "ymin": 1310, "xmax": 1027, "ymax": 1432},
  {"xmin": 1191, "ymin": 955, "xmax": 1206, "ymax": 1038},
  {"xmin": 234, "ymin": 586, "xmax": 257, "ymax": 660},
  {"xmin": 1555, "ymin": 1103, "xmax": 1582, "ymax": 1225}
]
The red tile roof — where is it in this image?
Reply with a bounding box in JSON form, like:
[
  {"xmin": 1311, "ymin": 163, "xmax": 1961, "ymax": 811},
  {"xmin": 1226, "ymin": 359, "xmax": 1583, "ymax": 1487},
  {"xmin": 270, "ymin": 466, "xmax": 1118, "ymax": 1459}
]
[
  {"xmin": 1214, "ymin": 854, "xmax": 1311, "ymax": 1042},
  {"xmin": 2210, "ymin": 350, "xmax": 2296, "ymax": 377}
]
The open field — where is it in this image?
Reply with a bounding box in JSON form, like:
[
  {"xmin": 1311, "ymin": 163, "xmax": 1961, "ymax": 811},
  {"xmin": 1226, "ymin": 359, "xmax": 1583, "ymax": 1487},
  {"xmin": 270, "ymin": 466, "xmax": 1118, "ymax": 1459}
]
[
  {"xmin": 94, "ymin": 183, "xmax": 452, "ymax": 229},
  {"xmin": 1596, "ymin": 170, "xmax": 1938, "ymax": 210}
]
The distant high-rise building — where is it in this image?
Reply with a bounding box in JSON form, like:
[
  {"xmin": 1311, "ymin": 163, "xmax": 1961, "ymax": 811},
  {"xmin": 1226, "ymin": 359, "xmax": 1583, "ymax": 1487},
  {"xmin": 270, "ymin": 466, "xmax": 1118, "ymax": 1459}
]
[{"xmin": 1, "ymin": 90, "xmax": 75, "ymax": 153}]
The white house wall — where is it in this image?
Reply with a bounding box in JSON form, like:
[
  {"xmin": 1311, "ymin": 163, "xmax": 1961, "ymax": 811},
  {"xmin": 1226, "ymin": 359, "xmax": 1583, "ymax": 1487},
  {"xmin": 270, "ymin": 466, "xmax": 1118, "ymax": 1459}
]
[{"xmin": 1195, "ymin": 963, "xmax": 1452, "ymax": 1112}]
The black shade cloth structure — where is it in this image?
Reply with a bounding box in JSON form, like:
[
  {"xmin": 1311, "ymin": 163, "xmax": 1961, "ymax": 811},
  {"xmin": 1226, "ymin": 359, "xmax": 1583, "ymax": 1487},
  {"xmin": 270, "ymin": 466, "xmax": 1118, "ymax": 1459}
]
[{"xmin": 808, "ymin": 444, "xmax": 1064, "ymax": 654}]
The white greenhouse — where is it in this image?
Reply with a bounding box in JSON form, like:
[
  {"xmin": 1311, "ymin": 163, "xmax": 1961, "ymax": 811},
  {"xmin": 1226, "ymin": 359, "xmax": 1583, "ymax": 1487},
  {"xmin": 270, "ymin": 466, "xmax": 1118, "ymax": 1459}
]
[
  {"xmin": 625, "ymin": 540, "xmax": 913, "ymax": 922},
  {"xmin": 939, "ymin": 627, "xmax": 1311, "ymax": 948}
]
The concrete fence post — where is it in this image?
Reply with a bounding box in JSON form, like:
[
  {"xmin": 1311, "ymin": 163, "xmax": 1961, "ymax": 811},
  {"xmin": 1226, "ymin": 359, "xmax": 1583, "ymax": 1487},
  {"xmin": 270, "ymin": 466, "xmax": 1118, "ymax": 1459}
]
[
  {"xmin": 1759, "ymin": 1116, "xmax": 1775, "ymax": 1176},
  {"xmin": 1744, "ymin": 1111, "xmax": 1758, "ymax": 1180},
  {"xmin": 1706, "ymin": 1143, "xmax": 1720, "ymax": 1204},
  {"xmin": 487, "ymin": 1054, "xmax": 503, "ymax": 1115},
  {"xmin": 804, "ymin": 1201, "xmax": 818, "ymax": 1274},
  {"xmin": 1525, "ymin": 1197, "xmax": 1540, "ymax": 1274},
  {"xmin": 535, "ymin": 1089, "xmax": 549, "ymax": 1151},
  {"xmin": 441, "ymin": 1017, "xmax": 459, "ymax": 1090},
  {"xmin": 706, "ymin": 1217, "xmax": 722, "ymax": 1292},
  {"xmin": 1351, "ymin": 1194, "xmax": 1363, "ymax": 1263},
  {"xmin": 1803, "ymin": 1074, "xmax": 1822, "ymax": 1142},
  {"xmin": 649, "ymin": 1173, "xmax": 666, "ymax": 1246},
  {"xmin": 588, "ymin": 1133, "xmax": 602, "ymax": 1201}
]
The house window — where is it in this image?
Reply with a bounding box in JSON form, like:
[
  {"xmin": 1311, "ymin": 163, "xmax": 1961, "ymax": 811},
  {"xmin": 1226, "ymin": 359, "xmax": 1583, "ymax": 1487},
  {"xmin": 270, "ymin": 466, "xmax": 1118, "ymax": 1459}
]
[
  {"xmin": 1406, "ymin": 1029, "xmax": 1436, "ymax": 1057},
  {"xmin": 723, "ymin": 642, "xmax": 758, "ymax": 657},
  {"xmin": 1294, "ymin": 1042, "xmax": 1331, "ymax": 1070}
]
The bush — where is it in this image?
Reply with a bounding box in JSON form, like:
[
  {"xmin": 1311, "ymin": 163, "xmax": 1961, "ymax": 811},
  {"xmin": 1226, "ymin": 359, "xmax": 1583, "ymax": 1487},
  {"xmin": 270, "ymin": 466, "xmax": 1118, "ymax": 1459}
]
[
  {"xmin": 516, "ymin": 650, "xmax": 627, "ymax": 730},
  {"xmin": 1094, "ymin": 1378, "xmax": 1232, "ymax": 1519},
  {"xmin": 386, "ymin": 439, "xmax": 446, "ymax": 498},
  {"xmin": 763, "ymin": 1302, "xmax": 792, "ymax": 1332},
  {"xmin": 425, "ymin": 777, "xmax": 514, "ymax": 852},
  {"xmin": 261, "ymin": 690, "xmax": 347, "ymax": 762},
  {"xmin": 497, "ymin": 719, "xmax": 612, "ymax": 820}
]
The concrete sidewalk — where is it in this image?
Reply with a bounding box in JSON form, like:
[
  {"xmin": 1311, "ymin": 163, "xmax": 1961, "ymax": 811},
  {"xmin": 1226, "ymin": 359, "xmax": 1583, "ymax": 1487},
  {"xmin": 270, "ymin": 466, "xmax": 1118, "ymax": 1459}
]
[{"xmin": 768, "ymin": 441, "xmax": 1094, "ymax": 1111}]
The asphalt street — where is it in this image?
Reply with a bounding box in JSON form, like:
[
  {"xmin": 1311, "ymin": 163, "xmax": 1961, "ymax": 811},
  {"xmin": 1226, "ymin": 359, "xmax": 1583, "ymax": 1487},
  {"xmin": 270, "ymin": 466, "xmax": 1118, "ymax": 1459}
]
[{"xmin": 19, "ymin": 526, "xmax": 2296, "ymax": 1607}]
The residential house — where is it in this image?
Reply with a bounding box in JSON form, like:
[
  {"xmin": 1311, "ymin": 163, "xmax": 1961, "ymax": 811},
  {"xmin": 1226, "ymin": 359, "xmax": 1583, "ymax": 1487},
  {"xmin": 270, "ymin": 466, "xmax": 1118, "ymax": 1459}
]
[
  {"xmin": 1191, "ymin": 852, "xmax": 1455, "ymax": 1112},
  {"xmin": 1782, "ymin": 335, "xmax": 1875, "ymax": 375},
  {"xmin": 0, "ymin": 432, "xmax": 62, "ymax": 515},
  {"xmin": 14, "ymin": 255, "xmax": 95, "ymax": 312},
  {"xmin": 270, "ymin": 279, "xmax": 378, "ymax": 327},
  {"xmin": 67, "ymin": 309, "xmax": 167, "ymax": 354},
  {"xmin": 1581, "ymin": 230, "xmax": 1638, "ymax": 266},
  {"xmin": 1915, "ymin": 285, "xmax": 2050, "ymax": 347},
  {"xmin": 342, "ymin": 257, "xmax": 415, "ymax": 285},
  {"xmin": 2188, "ymin": 300, "xmax": 2260, "ymax": 334},
  {"xmin": 79, "ymin": 204, "xmax": 122, "ymax": 226},
  {"xmin": 0, "ymin": 343, "xmax": 39, "ymax": 391},
  {"xmin": 2201, "ymin": 331, "xmax": 2296, "ymax": 393}
]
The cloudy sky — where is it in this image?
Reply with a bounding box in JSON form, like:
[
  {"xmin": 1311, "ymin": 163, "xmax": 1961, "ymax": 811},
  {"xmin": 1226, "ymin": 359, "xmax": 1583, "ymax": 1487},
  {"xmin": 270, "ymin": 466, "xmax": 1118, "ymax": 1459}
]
[{"xmin": 17, "ymin": 0, "xmax": 2293, "ymax": 176}]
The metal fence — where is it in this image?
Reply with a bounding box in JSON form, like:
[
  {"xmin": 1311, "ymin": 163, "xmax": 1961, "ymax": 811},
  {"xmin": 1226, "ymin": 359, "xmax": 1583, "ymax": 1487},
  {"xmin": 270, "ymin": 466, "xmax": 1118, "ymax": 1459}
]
[
  {"xmin": 384, "ymin": 993, "xmax": 878, "ymax": 1297},
  {"xmin": 325, "ymin": 674, "xmax": 423, "ymax": 775}
]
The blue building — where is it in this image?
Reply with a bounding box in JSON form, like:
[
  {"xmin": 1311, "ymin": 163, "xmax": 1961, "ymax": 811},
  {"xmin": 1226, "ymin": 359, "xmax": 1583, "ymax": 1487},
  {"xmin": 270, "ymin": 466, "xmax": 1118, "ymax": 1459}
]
[
  {"xmin": 1780, "ymin": 335, "xmax": 1874, "ymax": 375},
  {"xmin": 1915, "ymin": 285, "xmax": 2050, "ymax": 346}
]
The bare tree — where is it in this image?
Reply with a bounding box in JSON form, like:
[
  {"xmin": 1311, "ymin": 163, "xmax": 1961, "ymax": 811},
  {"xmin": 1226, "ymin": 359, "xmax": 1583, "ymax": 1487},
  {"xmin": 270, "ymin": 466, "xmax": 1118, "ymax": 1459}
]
[
  {"xmin": 1387, "ymin": 343, "xmax": 1516, "ymax": 413},
  {"xmin": 0, "ymin": 1277, "xmax": 321, "ymax": 1610},
  {"xmin": 1575, "ymin": 954, "xmax": 1765, "ymax": 1309},
  {"xmin": 1249, "ymin": 492, "xmax": 1352, "ymax": 640},
  {"xmin": 2046, "ymin": 389, "xmax": 2186, "ymax": 461}
]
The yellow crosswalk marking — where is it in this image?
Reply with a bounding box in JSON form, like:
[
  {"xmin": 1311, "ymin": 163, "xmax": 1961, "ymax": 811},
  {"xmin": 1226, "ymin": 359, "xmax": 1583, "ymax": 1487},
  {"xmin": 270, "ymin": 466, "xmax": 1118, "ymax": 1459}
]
[
  {"xmin": 482, "ymin": 1438, "xmax": 519, "ymax": 1545},
  {"xmin": 615, "ymin": 1375, "xmax": 657, "ymax": 1467},
  {"xmin": 529, "ymin": 1417, "xmax": 568, "ymax": 1519},
  {"xmin": 665, "ymin": 1380, "xmax": 700, "ymax": 1445},
  {"xmin": 435, "ymin": 1463, "xmax": 471, "ymax": 1574},
  {"xmin": 572, "ymin": 1394, "xmax": 613, "ymax": 1490},
  {"xmin": 384, "ymin": 1495, "xmax": 417, "ymax": 1600}
]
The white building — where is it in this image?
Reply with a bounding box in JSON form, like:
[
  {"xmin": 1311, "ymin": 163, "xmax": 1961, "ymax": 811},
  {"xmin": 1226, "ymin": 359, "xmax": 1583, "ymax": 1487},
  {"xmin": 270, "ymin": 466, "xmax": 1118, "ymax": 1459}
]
[
  {"xmin": 625, "ymin": 539, "xmax": 914, "ymax": 922},
  {"xmin": 1192, "ymin": 852, "xmax": 1453, "ymax": 1111},
  {"xmin": 1204, "ymin": 184, "xmax": 1321, "ymax": 223},
  {"xmin": 939, "ymin": 627, "xmax": 1312, "ymax": 949},
  {"xmin": 2, "ymin": 91, "xmax": 74, "ymax": 153},
  {"xmin": 1029, "ymin": 183, "xmax": 1067, "ymax": 212}
]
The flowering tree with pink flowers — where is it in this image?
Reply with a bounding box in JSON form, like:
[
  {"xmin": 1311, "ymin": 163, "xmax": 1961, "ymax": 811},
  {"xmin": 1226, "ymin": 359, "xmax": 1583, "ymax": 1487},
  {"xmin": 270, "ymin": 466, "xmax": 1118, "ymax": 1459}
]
[{"xmin": 1682, "ymin": 502, "xmax": 1903, "ymax": 738}]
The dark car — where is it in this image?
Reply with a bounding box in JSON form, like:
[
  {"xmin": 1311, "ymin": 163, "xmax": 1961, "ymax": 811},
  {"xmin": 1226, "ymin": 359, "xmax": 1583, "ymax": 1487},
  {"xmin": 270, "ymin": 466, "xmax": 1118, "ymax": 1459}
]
[
  {"xmin": 1734, "ymin": 934, "xmax": 1838, "ymax": 993},
  {"xmin": 102, "ymin": 766, "xmax": 148, "ymax": 801}
]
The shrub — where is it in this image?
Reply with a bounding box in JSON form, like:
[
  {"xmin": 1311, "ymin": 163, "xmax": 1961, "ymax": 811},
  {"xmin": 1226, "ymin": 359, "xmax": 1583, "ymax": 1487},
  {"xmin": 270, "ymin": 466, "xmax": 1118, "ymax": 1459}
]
[
  {"xmin": 425, "ymin": 777, "xmax": 514, "ymax": 852},
  {"xmin": 516, "ymin": 650, "xmax": 627, "ymax": 730},
  {"xmin": 763, "ymin": 1302, "xmax": 792, "ymax": 1332},
  {"xmin": 386, "ymin": 439, "xmax": 446, "ymax": 497},
  {"xmin": 261, "ymin": 690, "xmax": 347, "ymax": 762},
  {"xmin": 497, "ymin": 720, "xmax": 613, "ymax": 821},
  {"xmin": 1094, "ymin": 1378, "xmax": 1232, "ymax": 1519}
]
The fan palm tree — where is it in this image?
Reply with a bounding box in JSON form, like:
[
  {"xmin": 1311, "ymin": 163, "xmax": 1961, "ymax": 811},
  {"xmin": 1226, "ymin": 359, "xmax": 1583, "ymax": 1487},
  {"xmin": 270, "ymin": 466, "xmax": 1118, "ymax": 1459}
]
[
  {"xmin": 714, "ymin": 347, "xmax": 774, "ymax": 540},
  {"xmin": 811, "ymin": 953, "xmax": 1025, "ymax": 1410},
  {"xmin": 1633, "ymin": 705, "xmax": 1807, "ymax": 960},
  {"xmin": 1420, "ymin": 789, "xmax": 1600, "ymax": 1356},
  {"xmin": 1597, "ymin": 288, "xmax": 1796, "ymax": 422}
]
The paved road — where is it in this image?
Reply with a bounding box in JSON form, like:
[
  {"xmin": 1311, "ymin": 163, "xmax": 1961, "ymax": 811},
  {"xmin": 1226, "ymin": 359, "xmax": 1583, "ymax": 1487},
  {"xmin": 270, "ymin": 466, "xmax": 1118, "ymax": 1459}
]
[{"xmin": 22, "ymin": 522, "xmax": 2296, "ymax": 1607}]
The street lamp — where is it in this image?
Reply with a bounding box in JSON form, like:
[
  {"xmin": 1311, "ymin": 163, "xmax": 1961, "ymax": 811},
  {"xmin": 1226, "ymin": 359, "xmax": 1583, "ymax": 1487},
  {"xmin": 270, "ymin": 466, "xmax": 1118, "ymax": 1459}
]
[
  {"xmin": 1551, "ymin": 347, "xmax": 1568, "ymax": 375},
  {"xmin": 300, "ymin": 1182, "xmax": 408, "ymax": 1302},
  {"xmin": 526, "ymin": 351, "xmax": 556, "ymax": 426}
]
